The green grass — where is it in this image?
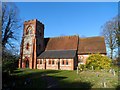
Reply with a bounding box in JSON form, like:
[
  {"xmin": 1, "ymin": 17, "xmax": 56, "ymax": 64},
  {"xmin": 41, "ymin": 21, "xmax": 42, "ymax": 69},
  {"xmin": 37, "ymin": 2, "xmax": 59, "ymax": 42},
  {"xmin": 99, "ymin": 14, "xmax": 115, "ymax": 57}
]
[{"xmin": 3, "ymin": 65, "xmax": 119, "ymax": 89}]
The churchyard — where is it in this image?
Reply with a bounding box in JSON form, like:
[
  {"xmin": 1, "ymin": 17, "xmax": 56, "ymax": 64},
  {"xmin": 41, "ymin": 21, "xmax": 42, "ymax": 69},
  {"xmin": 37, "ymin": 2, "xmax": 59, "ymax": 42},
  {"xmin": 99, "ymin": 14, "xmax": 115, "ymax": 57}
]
[{"xmin": 3, "ymin": 65, "xmax": 119, "ymax": 89}]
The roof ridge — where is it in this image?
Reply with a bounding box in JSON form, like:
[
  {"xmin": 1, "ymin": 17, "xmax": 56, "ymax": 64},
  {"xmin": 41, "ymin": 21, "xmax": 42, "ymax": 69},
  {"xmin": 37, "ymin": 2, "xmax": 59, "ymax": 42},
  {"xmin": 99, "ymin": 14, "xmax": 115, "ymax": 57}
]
[
  {"xmin": 80, "ymin": 36, "xmax": 104, "ymax": 39},
  {"xmin": 46, "ymin": 35, "xmax": 79, "ymax": 39},
  {"xmin": 45, "ymin": 49, "xmax": 77, "ymax": 51}
]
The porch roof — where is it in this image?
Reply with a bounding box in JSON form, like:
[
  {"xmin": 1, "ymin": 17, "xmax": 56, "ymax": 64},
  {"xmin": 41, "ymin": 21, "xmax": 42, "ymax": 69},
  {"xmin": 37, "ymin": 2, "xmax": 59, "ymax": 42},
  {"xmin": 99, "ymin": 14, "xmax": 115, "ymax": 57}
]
[{"xmin": 37, "ymin": 50, "xmax": 76, "ymax": 59}]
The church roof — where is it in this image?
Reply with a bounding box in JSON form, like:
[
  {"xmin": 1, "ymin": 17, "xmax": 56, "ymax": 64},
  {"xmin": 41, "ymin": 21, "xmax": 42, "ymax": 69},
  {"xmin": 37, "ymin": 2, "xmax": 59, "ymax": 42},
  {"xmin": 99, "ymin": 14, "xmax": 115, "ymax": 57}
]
[
  {"xmin": 43, "ymin": 35, "xmax": 106, "ymax": 55},
  {"xmin": 44, "ymin": 35, "xmax": 79, "ymax": 51},
  {"xmin": 37, "ymin": 50, "xmax": 76, "ymax": 59},
  {"xmin": 78, "ymin": 36, "xmax": 106, "ymax": 54}
]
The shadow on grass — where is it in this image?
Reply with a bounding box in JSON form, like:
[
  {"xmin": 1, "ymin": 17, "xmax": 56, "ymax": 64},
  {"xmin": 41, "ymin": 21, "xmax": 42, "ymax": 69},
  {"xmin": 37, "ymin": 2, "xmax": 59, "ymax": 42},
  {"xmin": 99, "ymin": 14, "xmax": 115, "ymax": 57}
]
[
  {"xmin": 116, "ymin": 85, "xmax": 120, "ymax": 90},
  {"xmin": 2, "ymin": 69, "xmax": 93, "ymax": 89},
  {"xmin": 2, "ymin": 69, "xmax": 62, "ymax": 89}
]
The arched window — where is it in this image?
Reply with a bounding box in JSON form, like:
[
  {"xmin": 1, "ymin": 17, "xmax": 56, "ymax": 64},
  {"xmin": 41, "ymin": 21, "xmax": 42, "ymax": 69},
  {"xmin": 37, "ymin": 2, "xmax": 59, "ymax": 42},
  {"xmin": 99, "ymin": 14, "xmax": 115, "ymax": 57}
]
[
  {"xmin": 49, "ymin": 60, "xmax": 51, "ymax": 64},
  {"xmin": 52, "ymin": 60, "xmax": 54, "ymax": 65},
  {"xmin": 26, "ymin": 43, "xmax": 29, "ymax": 50},
  {"xmin": 40, "ymin": 60, "xmax": 42, "ymax": 64},
  {"xmin": 26, "ymin": 26, "xmax": 33, "ymax": 35},
  {"xmin": 66, "ymin": 60, "xmax": 68, "ymax": 65},
  {"xmin": 62, "ymin": 60, "xmax": 64, "ymax": 65}
]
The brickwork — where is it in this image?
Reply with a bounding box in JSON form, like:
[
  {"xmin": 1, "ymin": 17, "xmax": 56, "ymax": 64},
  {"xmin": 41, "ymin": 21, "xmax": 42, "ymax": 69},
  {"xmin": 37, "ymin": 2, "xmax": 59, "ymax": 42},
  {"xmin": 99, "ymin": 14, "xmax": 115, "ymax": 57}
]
[
  {"xmin": 37, "ymin": 58, "xmax": 75, "ymax": 70},
  {"xmin": 19, "ymin": 19, "xmax": 44, "ymax": 69},
  {"xmin": 78, "ymin": 55, "xmax": 89, "ymax": 64}
]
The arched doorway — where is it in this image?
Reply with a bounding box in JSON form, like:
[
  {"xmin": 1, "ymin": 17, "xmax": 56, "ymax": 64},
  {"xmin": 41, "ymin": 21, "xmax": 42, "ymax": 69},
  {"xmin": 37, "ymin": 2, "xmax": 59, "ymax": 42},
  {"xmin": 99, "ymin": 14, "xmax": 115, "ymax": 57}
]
[
  {"xmin": 26, "ymin": 60, "xmax": 29, "ymax": 68},
  {"xmin": 25, "ymin": 56, "xmax": 29, "ymax": 68}
]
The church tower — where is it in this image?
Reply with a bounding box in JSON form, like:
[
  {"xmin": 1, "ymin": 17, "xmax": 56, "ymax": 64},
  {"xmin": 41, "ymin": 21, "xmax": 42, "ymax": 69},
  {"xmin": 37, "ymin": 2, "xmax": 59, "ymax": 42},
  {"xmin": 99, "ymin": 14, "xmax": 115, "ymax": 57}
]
[{"xmin": 19, "ymin": 19, "xmax": 44, "ymax": 69}]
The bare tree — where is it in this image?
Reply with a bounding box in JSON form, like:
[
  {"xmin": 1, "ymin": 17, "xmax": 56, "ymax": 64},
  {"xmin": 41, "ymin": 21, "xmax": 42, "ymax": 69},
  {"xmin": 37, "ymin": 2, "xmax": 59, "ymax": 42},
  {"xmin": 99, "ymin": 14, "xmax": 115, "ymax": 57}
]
[
  {"xmin": 101, "ymin": 16, "xmax": 118, "ymax": 59},
  {"xmin": 2, "ymin": 2, "xmax": 21, "ymax": 51},
  {"xmin": 112, "ymin": 16, "xmax": 120, "ymax": 59}
]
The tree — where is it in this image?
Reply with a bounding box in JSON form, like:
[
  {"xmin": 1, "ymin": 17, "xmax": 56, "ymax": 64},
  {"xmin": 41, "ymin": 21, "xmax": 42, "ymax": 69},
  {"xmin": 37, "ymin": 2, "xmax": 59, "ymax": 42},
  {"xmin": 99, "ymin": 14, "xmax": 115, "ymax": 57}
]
[
  {"xmin": 86, "ymin": 54, "xmax": 112, "ymax": 70},
  {"xmin": 2, "ymin": 2, "xmax": 21, "ymax": 73},
  {"xmin": 101, "ymin": 16, "xmax": 118, "ymax": 59},
  {"xmin": 2, "ymin": 2, "xmax": 21, "ymax": 51},
  {"xmin": 116, "ymin": 16, "xmax": 120, "ymax": 59}
]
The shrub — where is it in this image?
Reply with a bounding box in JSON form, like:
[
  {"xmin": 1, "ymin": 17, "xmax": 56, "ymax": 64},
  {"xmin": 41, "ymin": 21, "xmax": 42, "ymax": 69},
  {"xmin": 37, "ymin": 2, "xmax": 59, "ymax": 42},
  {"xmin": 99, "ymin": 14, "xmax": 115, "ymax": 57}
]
[
  {"xmin": 86, "ymin": 53, "xmax": 112, "ymax": 70},
  {"xmin": 78, "ymin": 64, "xmax": 86, "ymax": 71},
  {"xmin": 2, "ymin": 51, "xmax": 19, "ymax": 73}
]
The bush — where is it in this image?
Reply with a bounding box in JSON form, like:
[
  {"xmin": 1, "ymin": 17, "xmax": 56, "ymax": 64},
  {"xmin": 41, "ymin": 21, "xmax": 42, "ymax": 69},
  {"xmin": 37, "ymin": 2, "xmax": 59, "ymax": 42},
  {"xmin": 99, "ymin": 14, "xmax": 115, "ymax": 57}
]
[
  {"xmin": 78, "ymin": 64, "xmax": 86, "ymax": 71},
  {"xmin": 86, "ymin": 53, "xmax": 112, "ymax": 70},
  {"xmin": 2, "ymin": 51, "xmax": 19, "ymax": 73}
]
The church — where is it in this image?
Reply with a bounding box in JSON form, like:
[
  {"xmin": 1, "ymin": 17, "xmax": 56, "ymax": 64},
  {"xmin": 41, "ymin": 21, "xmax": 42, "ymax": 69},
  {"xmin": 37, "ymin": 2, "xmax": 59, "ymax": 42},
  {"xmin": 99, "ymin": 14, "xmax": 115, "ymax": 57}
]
[{"xmin": 18, "ymin": 19, "xmax": 106, "ymax": 70}]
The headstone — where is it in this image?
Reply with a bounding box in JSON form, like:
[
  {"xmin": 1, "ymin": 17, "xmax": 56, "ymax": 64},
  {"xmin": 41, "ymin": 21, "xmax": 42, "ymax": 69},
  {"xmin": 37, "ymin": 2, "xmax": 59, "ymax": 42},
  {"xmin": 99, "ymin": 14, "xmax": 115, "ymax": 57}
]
[
  {"xmin": 91, "ymin": 66, "xmax": 94, "ymax": 70},
  {"xmin": 103, "ymin": 82, "xmax": 107, "ymax": 88},
  {"xmin": 77, "ymin": 67, "xmax": 79, "ymax": 74},
  {"xmin": 96, "ymin": 73, "xmax": 99, "ymax": 77},
  {"xmin": 112, "ymin": 69, "xmax": 116, "ymax": 76},
  {"xmin": 109, "ymin": 68, "xmax": 112, "ymax": 73}
]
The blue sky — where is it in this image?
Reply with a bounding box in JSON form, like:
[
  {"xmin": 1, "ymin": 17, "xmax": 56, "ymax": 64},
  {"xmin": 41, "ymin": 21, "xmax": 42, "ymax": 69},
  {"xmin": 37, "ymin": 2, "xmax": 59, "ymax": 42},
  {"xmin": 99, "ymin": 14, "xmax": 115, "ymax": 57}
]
[{"xmin": 15, "ymin": 2, "xmax": 118, "ymax": 38}]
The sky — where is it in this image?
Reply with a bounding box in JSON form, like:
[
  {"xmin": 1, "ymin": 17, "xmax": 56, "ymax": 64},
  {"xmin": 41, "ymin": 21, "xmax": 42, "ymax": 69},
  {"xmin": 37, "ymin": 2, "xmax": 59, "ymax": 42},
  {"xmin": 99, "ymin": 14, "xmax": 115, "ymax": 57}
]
[{"xmin": 15, "ymin": 2, "xmax": 118, "ymax": 38}]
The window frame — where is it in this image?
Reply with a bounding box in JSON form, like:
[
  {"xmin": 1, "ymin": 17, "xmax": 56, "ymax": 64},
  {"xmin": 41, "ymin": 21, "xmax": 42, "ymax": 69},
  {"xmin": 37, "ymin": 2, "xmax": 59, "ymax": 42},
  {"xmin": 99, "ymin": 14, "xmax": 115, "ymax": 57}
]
[
  {"xmin": 40, "ymin": 60, "xmax": 42, "ymax": 64},
  {"xmin": 66, "ymin": 60, "xmax": 69, "ymax": 65},
  {"xmin": 52, "ymin": 60, "xmax": 54, "ymax": 65},
  {"xmin": 62, "ymin": 60, "xmax": 64, "ymax": 65},
  {"xmin": 49, "ymin": 60, "xmax": 51, "ymax": 64}
]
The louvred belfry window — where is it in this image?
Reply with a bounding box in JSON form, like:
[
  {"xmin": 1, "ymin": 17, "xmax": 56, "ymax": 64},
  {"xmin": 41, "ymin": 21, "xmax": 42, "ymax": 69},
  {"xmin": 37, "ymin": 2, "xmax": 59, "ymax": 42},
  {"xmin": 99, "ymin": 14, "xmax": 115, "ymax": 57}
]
[{"xmin": 26, "ymin": 43, "xmax": 29, "ymax": 50}]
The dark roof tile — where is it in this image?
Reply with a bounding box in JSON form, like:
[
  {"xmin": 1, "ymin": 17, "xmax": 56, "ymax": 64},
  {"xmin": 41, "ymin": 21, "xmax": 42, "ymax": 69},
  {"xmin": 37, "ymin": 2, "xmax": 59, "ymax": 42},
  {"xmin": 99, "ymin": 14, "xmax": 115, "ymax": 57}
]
[{"xmin": 37, "ymin": 50, "xmax": 76, "ymax": 59}]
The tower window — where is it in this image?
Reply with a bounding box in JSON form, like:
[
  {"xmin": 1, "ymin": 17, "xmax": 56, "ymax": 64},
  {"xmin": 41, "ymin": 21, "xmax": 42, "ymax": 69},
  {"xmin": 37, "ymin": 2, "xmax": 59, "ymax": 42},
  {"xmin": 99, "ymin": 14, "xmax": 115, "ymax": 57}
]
[
  {"xmin": 26, "ymin": 26, "xmax": 33, "ymax": 35},
  {"xmin": 26, "ymin": 43, "xmax": 29, "ymax": 50}
]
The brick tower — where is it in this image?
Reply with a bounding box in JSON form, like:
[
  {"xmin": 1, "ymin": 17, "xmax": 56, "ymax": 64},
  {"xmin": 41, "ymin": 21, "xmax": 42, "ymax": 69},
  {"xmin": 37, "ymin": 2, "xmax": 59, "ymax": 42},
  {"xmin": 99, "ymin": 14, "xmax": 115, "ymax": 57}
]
[{"xmin": 18, "ymin": 19, "xmax": 44, "ymax": 69}]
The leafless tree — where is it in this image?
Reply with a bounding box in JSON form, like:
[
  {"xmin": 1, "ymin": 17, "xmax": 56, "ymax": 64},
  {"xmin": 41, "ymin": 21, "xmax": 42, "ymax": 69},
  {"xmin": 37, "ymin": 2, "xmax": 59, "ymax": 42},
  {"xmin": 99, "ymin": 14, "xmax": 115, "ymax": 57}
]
[
  {"xmin": 2, "ymin": 2, "xmax": 21, "ymax": 51},
  {"xmin": 101, "ymin": 16, "xmax": 118, "ymax": 59}
]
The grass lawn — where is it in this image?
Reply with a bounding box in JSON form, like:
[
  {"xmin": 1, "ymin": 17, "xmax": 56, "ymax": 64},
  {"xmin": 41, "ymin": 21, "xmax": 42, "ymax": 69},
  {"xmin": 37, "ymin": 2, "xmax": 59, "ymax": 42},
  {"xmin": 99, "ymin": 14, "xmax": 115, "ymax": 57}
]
[{"xmin": 3, "ymin": 65, "xmax": 119, "ymax": 89}]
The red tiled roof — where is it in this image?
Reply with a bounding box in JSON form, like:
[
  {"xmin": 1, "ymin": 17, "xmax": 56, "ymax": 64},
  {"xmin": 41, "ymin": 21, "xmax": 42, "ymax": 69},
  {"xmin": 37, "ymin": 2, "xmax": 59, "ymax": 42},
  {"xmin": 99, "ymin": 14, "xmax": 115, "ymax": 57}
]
[
  {"xmin": 44, "ymin": 35, "xmax": 79, "ymax": 51},
  {"xmin": 43, "ymin": 36, "xmax": 106, "ymax": 55},
  {"xmin": 78, "ymin": 36, "xmax": 106, "ymax": 54}
]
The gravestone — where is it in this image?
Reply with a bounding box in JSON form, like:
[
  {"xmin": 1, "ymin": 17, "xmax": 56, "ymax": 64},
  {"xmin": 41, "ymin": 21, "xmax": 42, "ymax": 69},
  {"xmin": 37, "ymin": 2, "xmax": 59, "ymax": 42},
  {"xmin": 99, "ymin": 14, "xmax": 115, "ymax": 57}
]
[
  {"xmin": 103, "ymin": 82, "xmax": 107, "ymax": 88},
  {"xmin": 77, "ymin": 67, "xmax": 79, "ymax": 74},
  {"xmin": 91, "ymin": 66, "xmax": 94, "ymax": 70},
  {"xmin": 112, "ymin": 69, "xmax": 116, "ymax": 76}
]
